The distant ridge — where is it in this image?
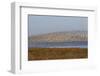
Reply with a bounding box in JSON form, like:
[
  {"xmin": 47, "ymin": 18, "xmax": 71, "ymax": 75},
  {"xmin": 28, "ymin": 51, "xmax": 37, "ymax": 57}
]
[{"xmin": 29, "ymin": 31, "xmax": 88, "ymax": 42}]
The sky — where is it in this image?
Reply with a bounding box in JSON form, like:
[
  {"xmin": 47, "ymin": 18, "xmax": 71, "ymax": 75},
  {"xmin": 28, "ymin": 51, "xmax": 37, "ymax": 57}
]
[{"xmin": 28, "ymin": 15, "xmax": 88, "ymax": 36}]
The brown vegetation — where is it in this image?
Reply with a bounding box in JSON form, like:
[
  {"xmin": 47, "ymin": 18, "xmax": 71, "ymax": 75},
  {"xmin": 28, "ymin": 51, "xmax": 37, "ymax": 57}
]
[{"xmin": 28, "ymin": 48, "xmax": 88, "ymax": 61}]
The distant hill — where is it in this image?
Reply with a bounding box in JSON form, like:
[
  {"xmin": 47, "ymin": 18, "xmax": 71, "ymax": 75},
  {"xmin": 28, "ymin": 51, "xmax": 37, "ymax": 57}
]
[{"xmin": 28, "ymin": 31, "xmax": 87, "ymax": 42}]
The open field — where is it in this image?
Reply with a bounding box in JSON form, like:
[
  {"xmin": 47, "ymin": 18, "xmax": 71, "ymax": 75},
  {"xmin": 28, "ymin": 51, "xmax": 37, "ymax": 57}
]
[{"xmin": 28, "ymin": 48, "xmax": 88, "ymax": 61}]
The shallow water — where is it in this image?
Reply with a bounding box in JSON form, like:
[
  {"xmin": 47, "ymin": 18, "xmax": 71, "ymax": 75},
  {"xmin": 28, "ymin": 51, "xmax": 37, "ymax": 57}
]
[{"xmin": 28, "ymin": 41, "xmax": 87, "ymax": 48}]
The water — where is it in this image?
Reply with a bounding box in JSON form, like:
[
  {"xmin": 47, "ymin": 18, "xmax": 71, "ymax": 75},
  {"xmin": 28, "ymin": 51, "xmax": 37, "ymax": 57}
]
[{"xmin": 28, "ymin": 41, "xmax": 87, "ymax": 48}]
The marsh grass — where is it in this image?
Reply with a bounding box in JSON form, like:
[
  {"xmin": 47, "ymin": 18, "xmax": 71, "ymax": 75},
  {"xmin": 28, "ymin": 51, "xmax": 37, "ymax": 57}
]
[{"xmin": 28, "ymin": 48, "xmax": 88, "ymax": 61}]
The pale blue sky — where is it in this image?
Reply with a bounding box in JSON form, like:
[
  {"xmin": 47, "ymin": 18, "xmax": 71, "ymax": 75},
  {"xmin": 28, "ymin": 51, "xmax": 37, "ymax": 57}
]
[{"xmin": 28, "ymin": 15, "xmax": 88, "ymax": 36}]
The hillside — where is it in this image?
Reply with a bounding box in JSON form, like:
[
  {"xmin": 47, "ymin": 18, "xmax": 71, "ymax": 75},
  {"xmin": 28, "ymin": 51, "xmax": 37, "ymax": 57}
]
[{"xmin": 28, "ymin": 31, "xmax": 87, "ymax": 42}]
